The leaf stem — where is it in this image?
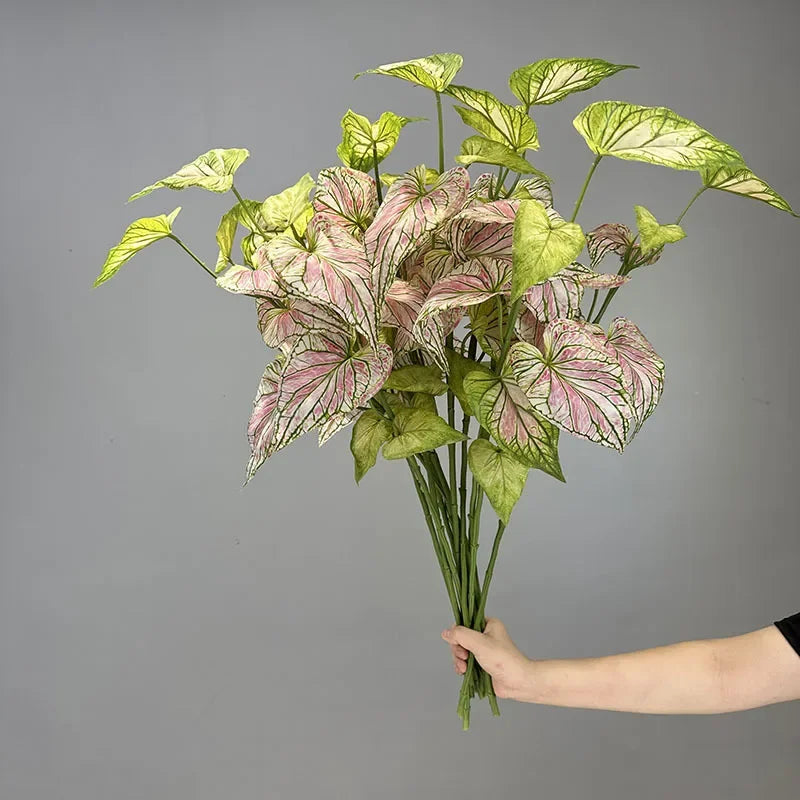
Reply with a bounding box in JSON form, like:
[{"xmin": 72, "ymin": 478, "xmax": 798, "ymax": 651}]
[
  {"xmin": 168, "ymin": 235, "xmax": 216, "ymax": 280},
  {"xmin": 231, "ymin": 185, "xmax": 262, "ymax": 233},
  {"xmin": 675, "ymin": 185, "xmax": 707, "ymax": 224},
  {"xmin": 435, "ymin": 91, "xmax": 445, "ymax": 173},
  {"xmin": 498, "ymin": 296, "xmax": 524, "ymax": 369},
  {"xmin": 372, "ymin": 142, "xmax": 384, "ymax": 204},
  {"xmin": 570, "ymin": 155, "xmax": 602, "ymax": 223}
]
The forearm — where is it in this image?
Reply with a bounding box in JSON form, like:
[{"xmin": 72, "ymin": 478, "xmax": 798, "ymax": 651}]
[{"xmin": 520, "ymin": 626, "xmax": 800, "ymax": 714}]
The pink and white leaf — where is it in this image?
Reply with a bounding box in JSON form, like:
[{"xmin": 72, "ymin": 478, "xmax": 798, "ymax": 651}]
[
  {"xmin": 318, "ymin": 407, "xmax": 363, "ymax": 446},
  {"xmin": 508, "ymin": 318, "xmax": 633, "ymax": 452},
  {"xmin": 523, "ymin": 262, "xmax": 589, "ymax": 322},
  {"xmin": 578, "ymin": 272, "xmax": 630, "ymax": 290},
  {"xmin": 365, "ymin": 165, "xmax": 470, "ymax": 316},
  {"xmin": 443, "ymin": 200, "xmax": 517, "ymax": 261},
  {"xmin": 312, "ymin": 167, "xmax": 378, "ymax": 240},
  {"xmin": 217, "ymin": 263, "xmax": 282, "ymax": 298},
  {"xmin": 603, "ymin": 317, "xmax": 665, "ymax": 435},
  {"xmin": 246, "ymin": 356, "xmax": 285, "ymax": 481},
  {"xmin": 268, "ymin": 220, "xmax": 378, "ymax": 347},
  {"xmin": 256, "ymin": 295, "xmax": 350, "ymax": 349}
]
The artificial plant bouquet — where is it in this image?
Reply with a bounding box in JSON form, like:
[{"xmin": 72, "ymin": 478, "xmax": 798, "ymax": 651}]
[{"xmin": 95, "ymin": 54, "xmax": 796, "ymax": 729}]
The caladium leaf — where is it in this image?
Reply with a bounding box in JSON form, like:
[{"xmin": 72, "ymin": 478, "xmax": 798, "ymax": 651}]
[
  {"xmin": 256, "ymin": 295, "xmax": 350, "ymax": 349},
  {"xmin": 337, "ymin": 110, "xmax": 423, "ymax": 172},
  {"xmin": 365, "ymin": 165, "xmax": 470, "ymax": 318},
  {"xmin": 468, "ymin": 438, "xmax": 529, "ymax": 524},
  {"xmin": 268, "ymin": 219, "xmax": 378, "ymax": 347},
  {"xmin": 214, "ymin": 200, "xmax": 264, "ymax": 273},
  {"xmin": 260, "ymin": 173, "xmax": 315, "ymax": 233},
  {"xmin": 350, "ymin": 409, "xmax": 394, "ymax": 483},
  {"xmin": 383, "ymin": 364, "xmax": 448, "ymax": 394},
  {"xmin": 356, "ymin": 53, "xmax": 464, "ymax": 92},
  {"xmin": 445, "ymin": 348, "xmax": 481, "ymax": 416},
  {"xmin": 94, "ymin": 207, "xmax": 180, "ymax": 287},
  {"xmin": 318, "ymin": 407, "xmax": 363, "ymax": 446},
  {"xmin": 216, "ymin": 262, "xmax": 282, "ymax": 298},
  {"xmin": 468, "ymin": 173, "xmax": 552, "ymax": 207},
  {"xmin": 446, "ymin": 200, "xmax": 517, "ymax": 260},
  {"xmin": 382, "ymin": 407, "xmax": 466, "ymax": 460},
  {"xmin": 634, "ymin": 205, "xmax": 686, "ymax": 253},
  {"xmin": 468, "ymin": 299, "xmax": 503, "ymax": 360},
  {"xmin": 700, "ymin": 162, "xmax": 797, "ymax": 215},
  {"xmin": 578, "ymin": 272, "xmax": 630, "ymax": 289},
  {"xmin": 446, "ymin": 85, "xmax": 539, "ymax": 151},
  {"xmin": 246, "ymin": 356, "xmax": 285, "ymax": 482},
  {"xmin": 515, "ymin": 307, "xmax": 546, "ymax": 350},
  {"xmin": 455, "ymin": 136, "xmax": 541, "ymax": 174},
  {"xmin": 508, "ymin": 318, "xmax": 632, "ymax": 452},
  {"xmin": 511, "ymin": 200, "xmax": 586, "ymax": 301},
  {"xmin": 585, "ymin": 223, "xmax": 659, "ymax": 271},
  {"xmin": 382, "ymin": 278, "xmax": 426, "ymax": 332},
  {"xmin": 462, "ymin": 366, "xmax": 564, "ymax": 480},
  {"xmin": 416, "ymin": 259, "xmax": 511, "ymax": 337},
  {"xmin": 270, "ymin": 332, "xmax": 393, "ymax": 455},
  {"xmin": 573, "ymin": 102, "xmax": 741, "ymax": 170},
  {"xmin": 312, "ymin": 166, "xmax": 378, "ymax": 239},
  {"xmin": 523, "ymin": 262, "xmax": 588, "ymax": 322},
  {"xmin": 510, "ymin": 58, "xmax": 637, "ymax": 107},
  {"xmin": 128, "ymin": 149, "xmax": 249, "ymax": 202},
  {"xmin": 381, "ymin": 168, "xmax": 440, "ymax": 187},
  {"xmin": 603, "ymin": 317, "xmax": 665, "ymax": 435}
]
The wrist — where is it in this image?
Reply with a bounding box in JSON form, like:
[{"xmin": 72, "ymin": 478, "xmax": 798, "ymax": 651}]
[{"xmin": 516, "ymin": 657, "xmax": 545, "ymax": 704}]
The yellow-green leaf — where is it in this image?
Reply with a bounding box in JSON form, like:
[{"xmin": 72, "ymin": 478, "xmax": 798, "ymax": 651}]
[
  {"xmin": 382, "ymin": 407, "xmax": 466, "ymax": 460},
  {"xmin": 511, "ymin": 200, "xmax": 586, "ymax": 301},
  {"xmin": 128, "ymin": 149, "xmax": 249, "ymax": 201},
  {"xmin": 510, "ymin": 58, "xmax": 637, "ymax": 107},
  {"xmin": 383, "ymin": 365, "xmax": 448, "ymax": 395},
  {"xmin": 381, "ymin": 168, "xmax": 440, "ymax": 187},
  {"xmin": 337, "ymin": 110, "xmax": 423, "ymax": 172},
  {"xmin": 355, "ymin": 53, "xmax": 463, "ymax": 92},
  {"xmin": 468, "ymin": 438, "xmax": 529, "ymax": 524},
  {"xmin": 633, "ymin": 205, "xmax": 686, "ymax": 253},
  {"xmin": 214, "ymin": 199, "xmax": 263, "ymax": 273},
  {"xmin": 455, "ymin": 136, "xmax": 543, "ymax": 175},
  {"xmin": 350, "ymin": 409, "xmax": 393, "ymax": 483},
  {"xmin": 700, "ymin": 162, "xmax": 797, "ymax": 216},
  {"xmin": 93, "ymin": 208, "xmax": 180, "ymax": 287},
  {"xmin": 260, "ymin": 174, "xmax": 315, "ymax": 233}
]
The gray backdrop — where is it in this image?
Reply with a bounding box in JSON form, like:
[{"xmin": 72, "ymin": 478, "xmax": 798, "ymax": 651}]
[{"xmin": 2, "ymin": 0, "xmax": 798, "ymax": 797}]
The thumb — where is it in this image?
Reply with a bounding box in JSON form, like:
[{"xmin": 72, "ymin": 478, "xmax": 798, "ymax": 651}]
[{"xmin": 442, "ymin": 626, "xmax": 492, "ymax": 663}]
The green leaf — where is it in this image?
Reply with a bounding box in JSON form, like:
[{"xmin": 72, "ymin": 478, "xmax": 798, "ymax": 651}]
[
  {"xmin": 241, "ymin": 231, "xmax": 268, "ymax": 267},
  {"xmin": 93, "ymin": 207, "xmax": 180, "ymax": 287},
  {"xmin": 468, "ymin": 299, "xmax": 503, "ymax": 360},
  {"xmin": 382, "ymin": 407, "xmax": 466, "ymax": 460},
  {"xmin": 573, "ymin": 102, "xmax": 742, "ymax": 170},
  {"xmin": 128, "ymin": 149, "xmax": 249, "ymax": 201},
  {"xmin": 510, "ymin": 58, "xmax": 637, "ymax": 107},
  {"xmin": 260, "ymin": 174, "xmax": 315, "ymax": 233},
  {"xmin": 455, "ymin": 136, "xmax": 543, "ymax": 175},
  {"xmin": 468, "ymin": 439, "xmax": 529, "ymax": 524},
  {"xmin": 383, "ymin": 365, "xmax": 448, "ymax": 395},
  {"xmin": 511, "ymin": 200, "xmax": 586, "ymax": 301},
  {"xmin": 410, "ymin": 392, "xmax": 438, "ymax": 414},
  {"xmin": 446, "ymin": 85, "xmax": 539, "ymax": 151},
  {"xmin": 446, "ymin": 349, "xmax": 491, "ymax": 416},
  {"xmin": 633, "ymin": 205, "xmax": 686, "ymax": 253},
  {"xmin": 355, "ymin": 53, "xmax": 463, "ymax": 92},
  {"xmin": 337, "ymin": 109, "xmax": 423, "ymax": 172},
  {"xmin": 214, "ymin": 199, "xmax": 263, "ymax": 273},
  {"xmin": 381, "ymin": 168, "xmax": 440, "ymax": 187},
  {"xmin": 700, "ymin": 162, "xmax": 798, "ymax": 216},
  {"xmin": 350, "ymin": 409, "xmax": 393, "ymax": 483}
]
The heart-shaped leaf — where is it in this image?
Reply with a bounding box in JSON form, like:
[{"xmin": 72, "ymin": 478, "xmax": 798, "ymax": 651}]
[
  {"xmin": 128, "ymin": 149, "xmax": 249, "ymax": 202},
  {"xmin": 337, "ymin": 110, "xmax": 423, "ymax": 172},
  {"xmin": 468, "ymin": 173, "xmax": 552, "ymax": 207},
  {"xmin": 511, "ymin": 200, "xmax": 586, "ymax": 301},
  {"xmin": 510, "ymin": 58, "xmax": 637, "ymax": 107},
  {"xmin": 468, "ymin": 299, "xmax": 503, "ymax": 360},
  {"xmin": 312, "ymin": 167, "xmax": 378, "ymax": 239},
  {"xmin": 508, "ymin": 318, "xmax": 632, "ymax": 451},
  {"xmin": 523, "ymin": 262, "xmax": 589, "ymax": 322},
  {"xmin": 700, "ymin": 162, "xmax": 797, "ymax": 215},
  {"xmin": 445, "ymin": 200, "xmax": 517, "ymax": 260},
  {"xmin": 260, "ymin": 174, "xmax": 315, "ymax": 233},
  {"xmin": 245, "ymin": 356, "xmax": 285, "ymax": 482},
  {"xmin": 382, "ymin": 407, "xmax": 466, "ymax": 460},
  {"xmin": 573, "ymin": 102, "xmax": 742, "ymax": 170},
  {"xmin": 216, "ymin": 263, "xmax": 282, "ymax": 298},
  {"xmin": 350, "ymin": 409, "xmax": 394, "ymax": 482},
  {"xmin": 255, "ymin": 295, "xmax": 350, "ymax": 349},
  {"xmin": 446, "ymin": 85, "xmax": 539, "ymax": 151},
  {"xmin": 455, "ymin": 136, "xmax": 541, "ymax": 174},
  {"xmin": 356, "ymin": 53, "xmax": 464, "ymax": 92},
  {"xmin": 634, "ymin": 205, "xmax": 686, "ymax": 253},
  {"xmin": 468, "ymin": 438, "xmax": 529, "ymax": 524},
  {"xmin": 383, "ymin": 364, "xmax": 448, "ymax": 394},
  {"xmin": 586, "ymin": 222, "xmax": 659, "ymax": 270},
  {"xmin": 214, "ymin": 200, "xmax": 264, "ymax": 273},
  {"xmin": 94, "ymin": 207, "xmax": 180, "ymax": 287}
]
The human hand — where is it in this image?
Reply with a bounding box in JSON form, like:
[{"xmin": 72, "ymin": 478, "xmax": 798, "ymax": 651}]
[{"xmin": 442, "ymin": 618, "xmax": 535, "ymax": 701}]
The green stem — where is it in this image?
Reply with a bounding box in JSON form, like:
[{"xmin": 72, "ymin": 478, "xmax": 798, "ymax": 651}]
[
  {"xmin": 492, "ymin": 168, "xmax": 509, "ymax": 200},
  {"xmin": 445, "ymin": 335, "xmax": 460, "ymax": 558},
  {"xmin": 591, "ymin": 241, "xmax": 636, "ymax": 325},
  {"xmin": 435, "ymin": 91, "xmax": 445, "ymax": 173},
  {"xmin": 495, "ymin": 296, "xmax": 505, "ymax": 348},
  {"xmin": 570, "ymin": 155, "xmax": 602, "ymax": 223},
  {"xmin": 586, "ymin": 287, "xmax": 599, "ymax": 322},
  {"xmin": 675, "ymin": 185, "xmax": 707, "ymax": 224},
  {"xmin": 498, "ymin": 296, "xmax": 524, "ymax": 368},
  {"xmin": 372, "ymin": 142, "xmax": 384, "ymax": 204},
  {"xmin": 231, "ymin": 185, "xmax": 262, "ymax": 233},
  {"xmin": 168, "ymin": 235, "xmax": 217, "ymax": 280},
  {"xmin": 504, "ymin": 173, "xmax": 521, "ymax": 198},
  {"xmin": 475, "ymin": 519, "xmax": 506, "ymax": 631}
]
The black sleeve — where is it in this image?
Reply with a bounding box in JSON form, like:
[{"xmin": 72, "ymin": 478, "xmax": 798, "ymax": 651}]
[{"xmin": 774, "ymin": 612, "xmax": 800, "ymax": 657}]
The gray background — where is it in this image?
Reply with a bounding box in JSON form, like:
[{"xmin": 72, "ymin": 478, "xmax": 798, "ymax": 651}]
[{"xmin": 2, "ymin": 0, "xmax": 798, "ymax": 797}]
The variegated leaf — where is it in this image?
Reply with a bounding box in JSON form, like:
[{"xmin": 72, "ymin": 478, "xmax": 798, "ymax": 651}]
[
  {"xmin": 216, "ymin": 263, "xmax": 282, "ymax": 298},
  {"xmin": 468, "ymin": 438, "xmax": 529, "ymax": 524},
  {"xmin": 382, "ymin": 407, "xmax": 466, "ymax": 460},
  {"xmin": 246, "ymin": 356, "xmax": 285, "ymax": 482},
  {"xmin": 455, "ymin": 136, "xmax": 541, "ymax": 174},
  {"xmin": 468, "ymin": 299, "xmax": 503, "ymax": 360},
  {"xmin": 128, "ymin": 149, "xmax": 249, "ymax": 201},
  {"xmin": 365, "ymin": 165, "xmax": 470, "ymax": 319},
  {"xmin": 214, "ymin": 199, "xmax": 264, "ymax": 273},
  {"xmin": 510, "ymin": 58, "xmax": 637, "ymax": 107},
  {"xmin": 511, "ymin": 200, "xmax": 586, "ymax": 301},
  {"xmin": 515, "ymin": 307, "xmax": 546, "ymax": 350},
  {"xmin": 312, "ymin": 167, "xmax": 378, "ymax": 239},
  {"xmin": 523, "ymin": 262, "xmax": 589, "ymax": 322},
  {"xmin": 578, "ymin": 272, "xmax": 630, "ymax": 290},
  {"xmin": 381, "ymin": 168, "xmax": 440, "ymax": 187},
  {"xmin": 468, "ymin": 173, "xmax": 552, "ymax": 207},
  {"xmin": 603, "ymin": 317, "xmax": 665, "ymax": 435},
  {"xmin": 270, "ymin": 332, "xmax": 393, "ymax": 455},
  {"xmin": 94, "ymin": 207, "xmax": 180, "ymax": 287},
  {"xmin": 337, "ymin": 110, "xmax": 423, "ymax": 172},
  {"xmin": 446, "ymin": 85, "xmax": 539, "ymax": 151},
  {"xmin": 508, "ymin": 318, "xmax": 632, "ymax": 452},
  {"xmin": 700, "ymin": 162, "xmax": 797, "ymax": 215},
  {"xmin": 382, "ymin": 278, "xmax": 426, "ymax": 332},
  {"xmin": 256, "ymin": 295, "xmax": 350, "ymax": 349},
  {"xmin": 462, "ymin": 366, "xmax": 563, "ymax": 480},
  {"xmin": 260, "ymin": 174, "xmax": 315, "ymax": 233},
  {"xmin": 573, "ymin": 102, "xmax": 742, "ymax": 170},
  {"xmin": 586, "ymin": 223, "xmax": 659, "ymax": 270},
  {"xmin": 634, "ymin": 205, "xmax": 685, "ymax": 253},
  {"xmin": 350, "ymin": 409, "xmax": 393, "ymax": 483},
  {"xmin": 318, "ymin": 407, "xmax": 363, "ymax": 446},
  {"xmin": 268, "ymin": 219, "xmax": 378, "ymax": 346},
  {"xmin": 445, "ymin": 200, "xmax": 517, "ymax": 260},
  {"xmin": 355, "ymin": 53, "xmax": 464, "ymax": 92}
]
